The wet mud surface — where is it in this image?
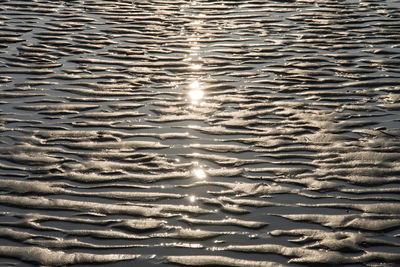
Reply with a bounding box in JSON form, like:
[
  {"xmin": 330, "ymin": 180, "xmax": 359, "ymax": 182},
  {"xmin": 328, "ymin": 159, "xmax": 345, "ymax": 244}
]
[{"xmin": 1, "ymin": 0, "xmax": 400, "ymax": 266}]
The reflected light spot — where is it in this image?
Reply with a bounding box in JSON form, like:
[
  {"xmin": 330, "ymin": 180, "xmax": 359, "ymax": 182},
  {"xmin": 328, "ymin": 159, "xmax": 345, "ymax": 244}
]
[
  {"xmin": 189, "ymin": 80, "xmax": 199, "ymax": 89},
  {"xmin": 189, "ymin": 64, "xmax": 202, "ymax": 70},
  {"xmin": 189, "ymin": 89, "xmax": 204, "ymax": 104},
  {"xmin": 193, "ymin": 168, "xmax": 206, "ymax": 179},
  {"xmin": 188, "ymin": 80, "xmax": 204, "ymax": 104},
  {"xmin": 189, "ymin": 195, "xmax": 196, "ymax": 202}
]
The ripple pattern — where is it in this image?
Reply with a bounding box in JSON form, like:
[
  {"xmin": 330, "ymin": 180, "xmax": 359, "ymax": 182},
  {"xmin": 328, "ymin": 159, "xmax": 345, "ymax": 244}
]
[{"xmin": 1, "ymin": 0, "xmax": 400, "ymax": 266}]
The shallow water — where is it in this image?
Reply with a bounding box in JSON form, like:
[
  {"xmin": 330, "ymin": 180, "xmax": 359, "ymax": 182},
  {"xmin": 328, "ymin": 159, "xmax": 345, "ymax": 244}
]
[{"xmin": 1, "ymin": 0, "xmax": 400, "ymax": 266}]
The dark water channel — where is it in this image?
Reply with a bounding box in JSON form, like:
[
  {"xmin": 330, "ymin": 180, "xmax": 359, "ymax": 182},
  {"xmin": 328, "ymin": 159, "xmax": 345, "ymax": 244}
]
[{"xmin": 1, "ymin": 0, "xmax": 400, "ymax": 266}]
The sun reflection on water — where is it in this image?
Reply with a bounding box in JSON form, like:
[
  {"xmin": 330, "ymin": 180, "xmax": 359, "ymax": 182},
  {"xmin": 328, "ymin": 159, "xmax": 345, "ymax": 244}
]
[
  {"xmin": 188, "ymin": 80, "xmax": 204, "ymax": 105},
  {"xmin": 189, "ymin": 195, "xmax": 196, "ymax": 202},
  {"xmin": 189, "ymin": 80, "xmax": 199, "ymax": 89},
  {"xmin": 189, "ymin": 64, "xmax": 202, "ymax": 70},
  {"xmin": 189, "ymin": 89, "xmax": 204, "ymax": 104},
  {"xmin": 192, "ymin": 161, "xmax": 207, "ymax": 179},
  {"xmin": 182, "ymin": 4, "xmax": 209, "ymax": 207},
  {"xmin": 193, "ymin": 168, "xmax": 206, "ymax": 179}
]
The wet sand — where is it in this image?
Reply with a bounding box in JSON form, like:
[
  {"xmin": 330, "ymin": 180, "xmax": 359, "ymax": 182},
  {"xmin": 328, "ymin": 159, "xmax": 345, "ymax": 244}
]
[{"xmin": 1, "ymin": 0, "xmax": 400, "ymax": 266}]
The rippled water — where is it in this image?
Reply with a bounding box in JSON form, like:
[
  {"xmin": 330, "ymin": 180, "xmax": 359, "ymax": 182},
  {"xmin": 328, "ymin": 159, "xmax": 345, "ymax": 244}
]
[{"xmin": 1, "ymin": 0, "xmax": 400, "ymax": 266}]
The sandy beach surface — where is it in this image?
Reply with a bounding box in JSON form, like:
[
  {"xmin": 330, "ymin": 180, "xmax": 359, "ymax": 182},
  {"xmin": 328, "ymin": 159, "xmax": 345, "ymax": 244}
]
[{"xmin": 1, "ymin": 0, "xmax": 400, "ymax": 266}]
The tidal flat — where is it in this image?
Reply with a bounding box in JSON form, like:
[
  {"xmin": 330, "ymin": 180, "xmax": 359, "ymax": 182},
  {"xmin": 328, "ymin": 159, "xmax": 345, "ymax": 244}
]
[{"xmin": 1, "ymin": 0, "xmax": 400, "ymax": 266}]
